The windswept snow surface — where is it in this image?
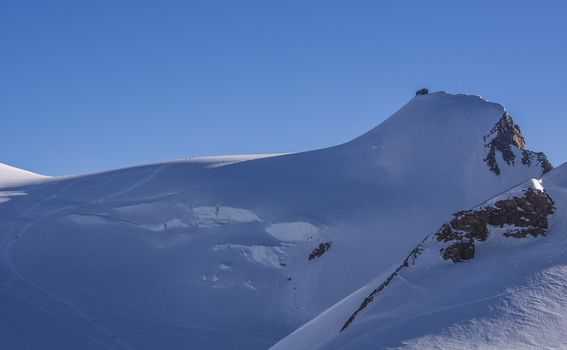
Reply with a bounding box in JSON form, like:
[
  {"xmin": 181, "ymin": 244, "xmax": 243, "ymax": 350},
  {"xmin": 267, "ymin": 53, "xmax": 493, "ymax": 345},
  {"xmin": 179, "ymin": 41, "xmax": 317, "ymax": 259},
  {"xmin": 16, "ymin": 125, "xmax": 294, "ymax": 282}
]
[
  {"xmin": 0, "ymin": 92, "xmax": 552, "ymax": 349},
  {"xmin": 265, "ymin": 222, "xmax": 321, "ymax": 242},
  {"xmin": 0, "ymin": 163, "xmax": 50, "ymax": 188},
  {"xmin": 272, "ymin": 164, "xmax": 567, "ymax": 350}
]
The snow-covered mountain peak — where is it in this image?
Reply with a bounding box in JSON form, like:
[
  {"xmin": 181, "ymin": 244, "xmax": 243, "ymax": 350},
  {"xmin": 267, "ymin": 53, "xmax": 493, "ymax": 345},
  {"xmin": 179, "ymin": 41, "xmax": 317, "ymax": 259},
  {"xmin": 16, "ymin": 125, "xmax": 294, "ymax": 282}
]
[
  {"xmin": 0, "ymin": 91, "xmax": 560, "ymax": 349},
  {"xmin": 337, "ymin": 91, "xmax": 549, "ymax": 205},
  {"xmin": 352, "ymin": 91, "xmax": 506, "ymax": 144}
]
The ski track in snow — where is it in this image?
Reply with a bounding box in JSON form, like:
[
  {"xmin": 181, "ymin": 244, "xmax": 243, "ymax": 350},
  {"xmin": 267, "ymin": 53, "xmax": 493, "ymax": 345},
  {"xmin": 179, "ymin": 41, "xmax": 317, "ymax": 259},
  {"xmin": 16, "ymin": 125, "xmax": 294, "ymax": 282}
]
[
  {"xmin": 0, "ymin": 165, "xmax": 174, "ymax": 349},
  {"xmin": 22, "ymin": 269, "xmax": 281, "ymax": 341},
  {"xmin": 105, "ymin": 164, "xmax": 169, "ymax": 200},
  {"xmin": 0, "ymin": 163, "xmax": 282, "ymax": 348}
]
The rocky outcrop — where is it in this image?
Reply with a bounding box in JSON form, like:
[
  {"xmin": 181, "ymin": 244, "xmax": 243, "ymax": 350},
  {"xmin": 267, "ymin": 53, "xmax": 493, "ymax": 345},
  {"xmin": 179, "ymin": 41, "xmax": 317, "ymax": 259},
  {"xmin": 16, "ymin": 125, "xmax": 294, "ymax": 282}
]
[
  {"xmin": 522, "ymin": 150, "xmax": 553, "ymax": 174},
  {"xmin": 441, "ymin": 241, "xmax": 475, "ymax": 263},
  {"xmin": 436, "ymin": 187, "xmax": 555, "ymax": 262},
  {"xmin": 483, "ymin": 113, "xmax": 525, "ymax": 175},
  {"xmin": 308, "ymin": 242, "xmax": 332, "ymax": 260},
  {"xmin": 340, "ymin": 185, "xmax": 555, "ymax": 331},
  {"xmin": 483, "ymin": 112, "xmax": 552, "ymax": 175}
]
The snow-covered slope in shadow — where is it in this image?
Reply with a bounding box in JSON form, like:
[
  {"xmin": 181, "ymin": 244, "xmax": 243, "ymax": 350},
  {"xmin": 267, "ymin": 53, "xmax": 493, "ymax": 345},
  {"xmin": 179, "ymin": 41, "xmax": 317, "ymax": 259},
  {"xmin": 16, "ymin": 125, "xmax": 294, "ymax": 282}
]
[
  {"xmin": 272, "ymin": 164, "xmax": 567, "ymax": 350},
  {"xmin": 0, "ymin": 92, "xmax": 551, "ymax": 349}
]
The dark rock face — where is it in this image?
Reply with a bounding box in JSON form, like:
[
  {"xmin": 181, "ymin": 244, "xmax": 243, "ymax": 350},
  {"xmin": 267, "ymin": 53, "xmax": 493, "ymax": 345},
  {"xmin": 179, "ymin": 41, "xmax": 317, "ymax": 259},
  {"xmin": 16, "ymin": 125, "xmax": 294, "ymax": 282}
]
[
  {"xmin": 483, "ymin": 113, "xmax": 526, "ymax": 175},
  {"xmin": 415, "ymin": 88, "xmax": 429, "ymax": 96},
  {"xmin": 441, "ymin": 241, "xmax": 475, "ymax": 263},
  {"xmin": 483, "ymin": 112, "xmax": 552, "ymax": 175},
  {"xmin": 538, "ymin": 153, "xmax": 553, "ymax": 174},
  {"xmin": 308, "ymin": 242, "xmax": 332, "ymax": 260},
  {"xmin": 436, "ymin": 187, "xmax": 555, "ymax": 262},
  {"xmin": 522, "ymin": 150, "xmax": 553, "ymax": 174}
]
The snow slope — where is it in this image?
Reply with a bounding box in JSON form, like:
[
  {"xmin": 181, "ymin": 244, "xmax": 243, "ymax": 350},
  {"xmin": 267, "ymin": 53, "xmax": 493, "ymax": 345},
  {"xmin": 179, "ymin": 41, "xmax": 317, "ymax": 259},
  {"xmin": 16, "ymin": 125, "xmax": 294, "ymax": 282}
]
[
  {"xmin": 0, "ymin": 163, "xmax": 49, "ymax": 188},
  {"xmin": 272, "ymin": 164, "xmax": 567, "ymax": 350},
  {"xmin": 0, "ymin": 92, "xmax": 552, "ymax": 349}
]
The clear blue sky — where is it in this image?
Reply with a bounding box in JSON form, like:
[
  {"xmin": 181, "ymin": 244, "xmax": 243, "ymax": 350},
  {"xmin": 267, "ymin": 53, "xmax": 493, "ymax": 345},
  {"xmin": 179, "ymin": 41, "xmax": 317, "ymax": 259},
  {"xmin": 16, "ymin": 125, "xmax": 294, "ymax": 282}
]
[{"xmin": 1, "ymin": 0, "xmax": 566, "ymax": 176}]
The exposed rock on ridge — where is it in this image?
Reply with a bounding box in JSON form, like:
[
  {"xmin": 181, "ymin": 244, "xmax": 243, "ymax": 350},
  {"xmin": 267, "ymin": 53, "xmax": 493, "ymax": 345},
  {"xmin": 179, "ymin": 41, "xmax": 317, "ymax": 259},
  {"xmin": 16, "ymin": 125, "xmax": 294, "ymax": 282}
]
[
  {"xmin": 522, "ymin": 150, "xmax": 553, "ymax": 174},
  {"xmin": 340, "ymin": 184, "xmax": 555, "ymax": 331},
  {"xmin": 340, "ymin": 245, "xmax": 424, "ymax": 332},
  {"xmin": 437, "ymin": 187, "xmax": 555, "ymax": 262},
  {"xmin": 483, "ymin": 113, "xmax": 552, "ymax": 175},
  {"xmin": 308, "ymin": 241, "xmax": 332, "ymax": 261}
]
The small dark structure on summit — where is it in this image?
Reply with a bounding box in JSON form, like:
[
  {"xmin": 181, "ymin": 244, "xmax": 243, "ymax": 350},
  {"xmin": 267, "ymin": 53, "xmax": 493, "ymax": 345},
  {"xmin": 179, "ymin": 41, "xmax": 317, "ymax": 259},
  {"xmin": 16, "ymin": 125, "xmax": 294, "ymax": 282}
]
[{"xmin": 415, "ymin": 88, "xmax": 429, "ymax": 96}]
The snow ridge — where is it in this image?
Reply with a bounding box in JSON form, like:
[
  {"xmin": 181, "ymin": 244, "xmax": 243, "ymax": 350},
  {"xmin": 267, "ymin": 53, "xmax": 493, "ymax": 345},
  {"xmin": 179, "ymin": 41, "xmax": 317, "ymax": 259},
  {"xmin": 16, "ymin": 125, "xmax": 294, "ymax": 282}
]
[
  {"xmin": 0, "ymin": 163, "xmax": 49, "ymax": 188},
  {"xmin": 340, "ymin": 180, "xmax": 555, "ymax": 332}
]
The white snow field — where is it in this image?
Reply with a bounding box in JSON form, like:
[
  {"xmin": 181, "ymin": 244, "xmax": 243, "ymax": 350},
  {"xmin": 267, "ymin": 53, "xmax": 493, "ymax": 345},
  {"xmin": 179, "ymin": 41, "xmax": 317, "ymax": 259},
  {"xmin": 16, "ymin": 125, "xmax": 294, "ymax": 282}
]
[
  {"xmin": 0, "ymin": 163, "xmax": 50, "ymax": 188},
  {"xmin": 0, "ymin": 92, "xmax": 555, "ymax": 349}
]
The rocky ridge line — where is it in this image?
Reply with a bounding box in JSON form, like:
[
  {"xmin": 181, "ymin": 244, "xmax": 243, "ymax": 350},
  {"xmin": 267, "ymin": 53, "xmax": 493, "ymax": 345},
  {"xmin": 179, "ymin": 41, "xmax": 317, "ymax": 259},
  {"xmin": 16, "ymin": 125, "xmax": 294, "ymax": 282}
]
[
  {"xmin": 437, "ymin": 186, "xmax": 555, "ymax": 262},
  {"xmin": 483, "ymin": 112, "xmax": 552, "ymax": 175},
  {"xmin": 340, "ymin": 183, "xmax": 555, "ymax": 332}
]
